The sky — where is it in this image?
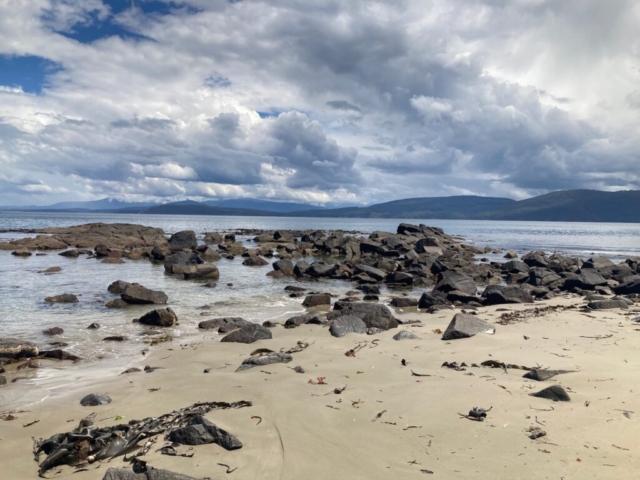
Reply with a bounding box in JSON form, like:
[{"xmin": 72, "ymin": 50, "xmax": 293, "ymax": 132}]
[{"xmin": 1, "ymin": 0, "xmax": 640, "ymax": 206}]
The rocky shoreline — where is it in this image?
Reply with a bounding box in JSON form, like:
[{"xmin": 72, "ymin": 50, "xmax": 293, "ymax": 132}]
[{"xmin": 1, "ymin": 222, "xmax": 640, "ymax": 479}]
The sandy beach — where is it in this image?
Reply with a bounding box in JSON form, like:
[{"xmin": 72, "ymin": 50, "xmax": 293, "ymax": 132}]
[{"xmin": 2, "ymin": 295, "xmax": 639, "ymax": 479}]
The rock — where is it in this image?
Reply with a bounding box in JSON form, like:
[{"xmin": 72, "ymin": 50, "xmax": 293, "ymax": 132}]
[
  {"xmin": 523, "ymin": 369, "xmax": 574, "ymax": 381},
  {"xmin": 198, "ymin": 317, "xmax": 251, "ymax": 332},
  {"xmin": 273, "ymin": 259, "xmax": 294, "ymax": 276},
  {"xmin": 164, "ymin": 250, "xmax": 203, "ymax": 273},
  {"xmin": 40, "ymin": 349, "xmax": 81, "ymax": 361},
  {"xmin": 302, "ymin": 294, "xmax": 331, "ymax": 308},
  {"xmin": 183, "ymin": 264, "xmax": 220, "ymax": 280},
  {"xmin": 121, "ymin": 283, "xmax": 168, "ymax": 304},
  {"xmin": 332, "ymin": 302, "xmax": 399, "ymax": 330},
  {"xmin": 393, "ymin": 330, "xmax": 419, "ymax": 340},
  {"xmin": 284, "ymin": 313, "xmax": 323, "ymax": 328},
  {"xmin": 204, "ymin": 232, "xmax": 223, "ymax": 244},
  {"xmin": 221, "ymin": 324, "xmax": 272, "ymax": 344},
  {"xmin": 45, "ymin": 293, "xmax": 78, "ymax": 304},
  {"xmin": 242, "ymin": 256, "xmax": 268, "ymax": 266},
  {"xmin": 201, "ymin": 247, "xmax": 221, "ymax": 261},
  {"xmin": 582, "ymin": 256, "xmax": 614, "ymax": 270},
  {"xmin": 138, "ymin": 308, "xmax": 177, "ymax": 327},
  {"xmin": 59, "ymin": 249, "xmax": 80, "ymax": 258},
  {"xmin": 501, "ymin": 260, "xmax": 529, "ymax": 274},
  {"xmin": 102, "ymin": 258, "xmax": 125, "ymax": 264},
  {"xmin": 11, "ymin": 248, "xmax": 32, "ymax": 256},
  {"xmin": 306, "ymin": 262, "xmax": 336, "ymax": 278},
  {"xmin": 80, "ymin": 393, "xmax": 112, "ymax": 406},
  {"xmin": 168, "ymin": 230, "xmax": 197, "ymax": 252},
  {"xmin": 87, "ymin": 323, "xmax": 101, "ymax": 329},
  {"xmin": 108, "ymin": 280, "xmax": 130, "ymax": 294},
  {"xmin": 530, "ymin": 385, "xmax": 571, "ymax": 402},
  {"xmin": 203, "ymin": 282, "xmax": 217, "ymax": 288},
  {"xmin": 294, "ymin": 261, "xmax": 311, "ymax": 276},
  {"xmin": 528, "ymin": 268, "xmax": 562, "ymax": 287},
  {"xmin": 236, "ymin": 352, "xmax": 293, "ymax": 371},
  {"xmin": 504, "ymin": 251, "xmax": 518, "ymax": 259},
  {"xmin": 0, "ymin": 375, "xmax": 5, "ymax": 386},
  {"xmin": 293, "ymin": 366, "xmax": 305, "ymax": 374},
  {"xmin": 418, "ymin": 292, "xmax": 452, "ymax": 309},
  {"xmin": 390, "ymin": 297, "xmax": 418, "ymax": 308},
  {"xmin": 433, "ymin": 270, "xmax": 477, "ymax": 295},
  {"xmin": 612, "ymin": 277, "xmax": 640, "ymax": 295},
  {"xmin": 151, "ymin": 244, "xmax": 171, "ymax": 261},
  {"xmin": 43, "ymin": 327, "xmax": 64, "ymax": 336},
  {"xmin": 442, "ymin": 313, "xmax": 495, "ymax": 340},
  {"xmin": 38, "ymin": 266, "xmax": 62, "ymax": 274},
  {"xmin": 0, "ymin": 338, "xmax": 39, "ymax": 358},
  {"xmin": 121, "ymin": 368, "xmax": 142, "ymax": 374},
  {"xmin": 329, "ymin": 315, "xmax": 367, "ymax": 337},
  {"xmin": 587, "ymin": 298, "xmax": 632, "ymax": 310},
  {"xmin": 284, "ymin": 285, "xmax": 307, "ymax": 292},
  {"xmin": 353, "ymin": 264, "xmax": 387, "ymax": 282},
  {"xmin": 105, "ymin": 298, "xmax": 129, "ymax": 308},
  {"xmin": 104, "ymin": 336, "xmax": 128, "ymax": 342},
  {"xmin": 167, "ymin": 415, "xmax": 242, "ymax": 450},
  {"xmin": 482, "ymin": 285, "xmax": 533, "ymax": 305},
  {"xmin": 563, "ymin": 270, "xmax": 607, "ymax": 291},
  {"xmin": 103, "ymin": 467, "xmax": 200, "ymax": 480}
]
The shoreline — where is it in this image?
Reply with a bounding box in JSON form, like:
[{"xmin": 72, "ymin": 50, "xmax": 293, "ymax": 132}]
[{"xmin": 2, "ymin": 295, "xmax": 640, "ymax": 479}]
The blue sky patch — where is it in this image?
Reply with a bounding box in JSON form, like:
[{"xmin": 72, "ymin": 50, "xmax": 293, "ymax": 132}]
[{"xmin": 0, "ymin": 55, "xmax": 63, "ymax": 94}]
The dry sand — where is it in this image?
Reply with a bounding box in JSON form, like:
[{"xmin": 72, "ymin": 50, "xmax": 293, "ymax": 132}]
[{"xmin": 2, "ymin": 295, "xmax": 640, "ymax": 479}]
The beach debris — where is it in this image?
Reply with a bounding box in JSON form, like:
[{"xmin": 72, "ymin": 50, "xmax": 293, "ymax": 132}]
[
  {"xmin": 33, "ymin": 401, "xmax": 251, "ymax": 476},
  {"xmin": 121, "ymin": 368, "xmax": 142, "ymax": 375},
  {"xmin": 442, "ymin": 361, "xmax": 466, "ymax": 371},
  {"xmin": 441, "ymin": 313, "xmax": 495, "ymax": 340},
  {"xmin": 236, "ymin": 352, "xmax": 292, "ymax": 372},
  {"xmin": 80, "ymin": 393, "xmax": 112, "ymax": 407},
  {"xmin": 251, "ymin": 416, "xmax": 262, "ymax": 426},
  {"xmin": 530, "ymin": 385, "xmax": 571, "ymax": 402},
  {"xmin": 345, "ymin": 342, "xmax": 367, "ymax": 357},
  {"xmin": 148, "ymin": 388, "xmax": 160, "ymax": 393},
  {"xmin": 285, "ymin": 341, "xmax": 311, "ymax": 354},
  {"xmin": 218, "ymin": 463, "xmax": 238, "ymax": 474},
  {"xmin": 159, "ymin": 445, "xmax": 194, "ymax": 458},
  {"xmin": 372, "ymin": 410, "xmax": 387, "ymax": 422},
  {"xmin": 527, "ymin": 426, "xmax": 547, "ymax": 439},
  {"xmin": 459, "ymin": 406, "xmax": 492, "ymax": 421},
  {"xmin": 308, "ymin": 376, "xmax": 327, "ymax": 385},
  {"xmin": 523, "ymin": 369, "xmax": 575, "ymax": 381},
  {"xmin": 497, "ymin": 305, "xmax": 577, "ymax": 325},
  {"xmin": 250, "ymin": 348, "xmax": 274, "ymax": 356},
  {"xmin": 23, "ymin": 419, "xmax": 40, "ymax": 427},
  {"xmin": 481, "ymin": 360, "xmax": 532, "ymax": 371},
  {"xmin": 411, "ymin": 370, "xmax": 431, "ymax": 377}
]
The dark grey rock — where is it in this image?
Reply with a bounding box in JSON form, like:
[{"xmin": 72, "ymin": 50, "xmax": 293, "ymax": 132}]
[
  {"xmin": 562, "ymin": 270, "xmax": 607, "ymax": 291},
  {"xmin": 442, "ymin": 313, "xmax": 495, "ymax": 340},
  {"xmin": 613, "ymin": 276, "xmax": 640, "ymax": 295},
  {"xmin": 167, "ymin": 415, "xmax": 242, "ymax": 450},
  {"xmin": 418, "ymin": 292, "xmax": 452, "ymax": 309},
  {"xmin": 332, "ymin": 302, "xmax": 399, "ymax": 330},
  {"xmin": 523, "ymin": 369, "xmax": 574, "ymax": 381},
  {"xmin": 390, "ymin": 297, "xmax": 418, "ymax": 308},
  {"xmin": 121, "ymin": 284, "xmax": 168, "ymax": 305},
  {"xmin": 168, "ymin": 230, "xmax": 197, "ymax": 252},
  {"xmin": 236, "ymin": 352, "xmax": 293, "ymax": 371},
  {"xmin": 482, "ymin": 285, "xmax": 533, "ymax": 305},
  {"xmin": 138, "ymin": 308, "xmax": 177, "ymax": 327},
  {"xmin": 45, "ymin": 293, "xmax": 78, "ymax": 304},
  {"xmin": 284, "ymin": 313, "xmax": 323, "ymax": 328},
  {"xmin": 530, "ymin": 385, "xmax": 571, "ymax": 402},
  {"xmin": 273, "ymin": 259, "xmax": 294, "ymax": 276},
  {"xmin": 588, "ymin": 297, "xmax": 632, "ymax": 310},
  {"xmin": 43, "ymin": 327, "xmax": 64, "ymax": 336},
  {"xmin": 105, "ymin": 298, "xmax": 129, "ymax": 308},
  {"xmin": 433, "ymin": 270, "xmax": 477, "ymax": 295},
  {"xmin": 221, "ymin": 324, "xmax": 272, "ymax": 344},
  {"xmin": 354, "ymin": 264, "xmax": 386, "ymax": 282},
  {"xmin": 242, "ymin": 256, "xmax": 269, "ymax": 266},
  {"xmin": 80, "ymin": 393, "xmax": 112, "ymax": 406},
  {"xmin": 329, "ymin": 315, "xmax": 367, "ymax": 337},
  {"xmin": 392, "ymin": 330, "xmax": 419, "ymax": 340},
  {"xmin": 302, "ymin": 294, "xmax": 331, "ymax": 308},
  {"xmin": 198, "ymin": 317, "xmax": 250, "ymax": 331},
  {"xmin": 102, "ymin": 468, "xmax": 200, "ymax": 480},
  {"xmin": 501, "ymin": 260, "xmax": 529, "ymax": 274},
  {"xmin": 183, "ymin": 264, "xmax": 220, "ymax": 280},
  {"xmin": 108, "ymin": 280, "xmax": 130, "ymax": 294}
]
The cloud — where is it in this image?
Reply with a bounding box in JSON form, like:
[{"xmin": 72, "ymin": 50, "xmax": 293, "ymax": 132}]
[{"xmin": 0, "ymin": 0, "xmax": 639, "ymax": 206}]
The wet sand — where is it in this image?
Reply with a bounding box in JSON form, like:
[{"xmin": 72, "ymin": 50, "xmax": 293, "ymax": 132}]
[{"xmin": 2, "ymin": 296, "xmax": 639, "ymax": 479}]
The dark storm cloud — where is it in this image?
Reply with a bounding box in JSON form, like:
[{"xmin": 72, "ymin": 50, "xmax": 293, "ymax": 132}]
[{"xmin": 326, "ymin": 100, "xmax": 362, "ymax": 113}]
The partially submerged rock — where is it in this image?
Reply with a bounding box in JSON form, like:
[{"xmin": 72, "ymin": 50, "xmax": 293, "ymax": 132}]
[
  {"xmin": 45, "ymin": 293, "xmax": 79, "ymax": 304},
  {"xmin": 198, "ymin": 317, "xmax": 251, "ymax": 332},
  {"xmin": 107, "ymin": 280, "xmax": 130, "ymax": 294},
  {"xmin": 121, "ymin": 284, "xmax": 168, "ymax": 305},
  {"xmin": 302, "ymin": 293, "xmax": 331, "ymax": 308},
  {"xmin": 43, "ymin": 327, "xmax": 64, "ymax": 336},
  {"xmin": 38, "ymin": 266, "xmax": 62, "ymax": 274},
  {"xmin": 530, "ymin": 385, "xmax": 571, "ymax": 401},
  {"xmin": 138, "ymin": 308, "xmax": 178, "ymax": 327},
  {"xmin": 442, "ymin": 313, "xmax": 495, "ymax": 340},
  {"xmin": 0, "ymin": 338, "xmax": 39, "ymax": 359},
  {"xmin": 236, "ymin": 352, "xmax": 293, "ymax": 371}
]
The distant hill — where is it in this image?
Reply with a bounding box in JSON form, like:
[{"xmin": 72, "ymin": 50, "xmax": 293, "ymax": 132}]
[
  {"xmin": 139, "ymin": 203, "xmax": 276, "ymax": 216},
  {"xmin": 203, "ymin": 199, "xmax": 324, "ymax": 213},
  {"xmin": 288, "ymin": 196, "xmax": 516, "ymax": 219}
]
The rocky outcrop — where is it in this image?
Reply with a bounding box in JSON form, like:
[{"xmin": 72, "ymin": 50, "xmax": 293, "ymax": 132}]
[{"xmin": 331, "ymin": 302, "xmax": 398, "ymax": 330}]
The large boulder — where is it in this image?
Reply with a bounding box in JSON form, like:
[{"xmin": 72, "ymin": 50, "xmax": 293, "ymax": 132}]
[
  {"xmin": 562, "ymin": 270, "xmax": 607, "ymax": 291},
  {"xmin": 613, "ymin": 276, "xmax": 640, "ymax": 295},
  {"xmin": 433, "ymin": 270, "xmax": 477, "ymax": 295},
  {"xmin": 272, "ymin": 259, "xmax": 294, "ymax": 276},
  {"xmin": 418, "ymin": 292, "xmax": 452, "ymax": 309},
  {"xmin": 332, "ymin": 302, "xmax": 398, "ymax": 330},
  {"xmin": 80, "ymin": 393, "xmax": 112, "ymax": 406},
  {"xmin": 121, "ymin": 283, "xmax": 168, "ymax": 304},
  {"xmin": 220, "ymin": 324, "xmax": 272, "ymax": 344},
  {"xmin": 45, "ymin": 293, "xmax": 78, "ymax": 304},
  {"xmin": 183, "ymin": 264, "xmax": 220, "ymax": 280},
  {"xmin": 0, "ymin": 338, "xmax": 39, "ymax": 358},
  {"xmin": 302, "ymin": 294, "xmax": 331, "ymax": 308},
  {"xmin": 198, "ymin": 317, "xmax": 251, "ymax": 332},
  {"xmin": 204, "ymin": 232, "xmax": 223, "ymax": 244},
  {"xmin": 501, "ymin": 260, "xmax": 529, "ymax": 274},
  {"xmin": 242, "ymin": 256, "xmax": 269, "ymax": 266},
  {"xmin": 329, "ymin": 315, "xmax": 367, "ymax": 337},
  {"xmin": 138, "ymin": 308, "xmax": 177, "ymax": 327},
  {"xmin": 168, "ymin": 230, "xmax": 197, "ymax": 252},
  {"xmin": 306, "ymin": 262, "xmax": 337, "ymax": 278},
  {"xmin": 442, "ymin": 313, "xmax": 495, "ymax": 340},
  {"xmin": 164, "ymin": 250, "xmax": 203, "ymax": 274},
  {"xmin": 353, "ymin": 265, "xmax": 386, "ymax": 282},
  {"xmin": 528, "ymin": 268, "xmax": 563, "ymax": 288},
  {"xmin": 167, "ymin": 415, "xmax": 242, "ymax": 450},
  {"xmin": 482, "ymin": 285, "xmax": 533, "ymax": 305},
  {"xmin": 107, "ymin": 280, "xmax": 130, "ymax": 294}
]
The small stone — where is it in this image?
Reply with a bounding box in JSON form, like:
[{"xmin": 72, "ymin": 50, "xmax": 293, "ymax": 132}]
[
  {"xmin": 392, "ymin": 330, "xmax": 419, "ymax": 340},
  {"xmin": 87, "ymin": 323, "xmax": 101, "ymax": 329},
  {"xmin": 103, "ymin": 336, "xmax": 127, "ymax": 342},
  {"xmin": 45, "ymin": 293, "xmax": 79, "ymax": 304},
  {"xmin": 530, "ymin": 385, "xmax": 571, "ymax": 402},
  {"xmin": 42, "ymin": 327, "xmax": 64, "ymax": 336}
]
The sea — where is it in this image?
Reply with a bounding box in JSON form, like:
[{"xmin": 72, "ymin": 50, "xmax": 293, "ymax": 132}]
[{"xmin": 1, "ymin": 211, "xmax": 639, "ymax": 409}]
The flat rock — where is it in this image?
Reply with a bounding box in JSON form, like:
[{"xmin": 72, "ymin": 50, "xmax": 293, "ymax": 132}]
[
  {"xmin": 105, "ymin": 298, "xmax": 129, "ymax": 308},
  {"xmin": 236, "ymin": 352, "xmax": 293, "ymax": 371},
  {"xmin": 167, "ymin": 414, "xmax": 242, "ymax": 450},
  {"xmin": 221, "ymin": 324, "xmax": 272, "ymax": 343},
  {"xmin": 523, "ymin": 369, "xmax": 574, "ymax": 381},
  {"xmin": 588, "ymin": 298, "xmax": 632, "ymax": 310},
  {"xmin": 121, "ymin": 283, "xmax": 168, "ymax": 304},
  {"xmin": 45, "ymin": 293, "xmax": 78, "ymax": 303},
  {"xmin": 198, "ymin": 317, "xmax": 251, "ymax": 332},
  {"xmin": 482, "ymin": 285, "xmax": 533, "ymax": 305},
  {"xmin": 80, "ymin": 393, "xmax": 112, "ymax": 406},
  {"xmin": 433, "ymin": 270, "xmax": 477, "ymax": 295},
  {"xmin": 0, "ymin": 338, "xmax": 39, "ymax": 358},
  {"xmin": 390, "ymin": 297, "xmax": 418, "ymax": 308},
  {"xmin": 138, "ymin": 308, "xmax": 177, "ymax": 327},
  {"xmin": 103, "ymin": 467, "xmax": 199, "ymax": 480},
  {"xmin": 329, "ymin": 315, "xmax": 367, "ymax": 337},
  {"xmin": 442, "ymin": 313, "xmax": 495, "ymax": 340},
  {"xmin": 530, "ymin": 385, "xmax": 571, "ymax": 401},
  {"xmin": 42, "ymin": 327, "xmax": 64, "ymax": 336},
  {"xmin": 38, "ymin": 266, "xmax": 62, "ymax": 274},
  {"xmin": 392, "ymin": 330, "xmax": 419, "ymax": 340}
]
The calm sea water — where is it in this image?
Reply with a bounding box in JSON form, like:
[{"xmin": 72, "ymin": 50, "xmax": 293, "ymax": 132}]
[{"xmin": 0, "ymin": 211, "xmax": 638, "ymax": 408}]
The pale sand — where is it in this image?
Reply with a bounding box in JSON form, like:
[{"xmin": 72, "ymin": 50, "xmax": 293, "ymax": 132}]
[{"xmin": 2, "ymin": 296, "xmax": 639, "ymax": 479}]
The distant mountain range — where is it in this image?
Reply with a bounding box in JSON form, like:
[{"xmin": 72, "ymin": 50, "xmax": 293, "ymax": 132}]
[{"xmin": 2, "ymin": 189, "xmax": 640, "ymax": 223}]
